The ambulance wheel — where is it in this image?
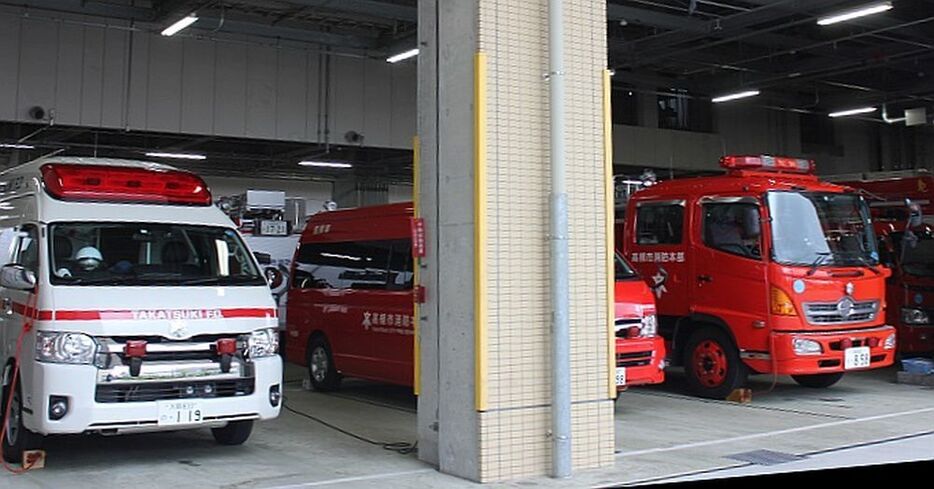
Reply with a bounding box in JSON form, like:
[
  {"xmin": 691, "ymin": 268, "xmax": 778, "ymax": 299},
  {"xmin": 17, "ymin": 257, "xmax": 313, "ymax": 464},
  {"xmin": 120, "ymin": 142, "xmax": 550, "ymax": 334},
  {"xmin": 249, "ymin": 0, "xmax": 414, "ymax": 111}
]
[
  {"xmin": 211, "ymin": 420, "xmax": 253, "ymax": 446},
  {"xmin": 792, "ymin": 373, "xmax": 844, "ymax": 389},
  {"xmin": 683, "ymin": 327, "xmax": 747, "ymax": 399},
  {"xmin": 2, "ymin": 370, "xmax": 43, "ymax": 464},
  {"xmin": 307, "ymin": 336, "xmax": 341, "ymax": 392}
]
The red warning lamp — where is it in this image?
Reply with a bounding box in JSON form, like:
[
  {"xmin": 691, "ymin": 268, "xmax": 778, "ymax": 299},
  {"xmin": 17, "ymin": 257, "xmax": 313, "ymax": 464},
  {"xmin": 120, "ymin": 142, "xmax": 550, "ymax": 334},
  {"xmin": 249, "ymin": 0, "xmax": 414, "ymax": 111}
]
[
  {"xmin": 41, "ymin": 163, "xmax": 212, "ymax": 206},
  {"xmin": 720, "ymin": 155, "xmax": 815, "ymax": 174}
]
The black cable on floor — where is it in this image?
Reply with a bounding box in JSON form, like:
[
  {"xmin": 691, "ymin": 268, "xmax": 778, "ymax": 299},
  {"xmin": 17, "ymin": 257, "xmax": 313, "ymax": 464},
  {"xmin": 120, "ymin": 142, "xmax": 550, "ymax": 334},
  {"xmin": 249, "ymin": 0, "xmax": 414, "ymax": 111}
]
[{"xmin": 282, "ymin": 398, "xmax": 418, "ymax": 455}]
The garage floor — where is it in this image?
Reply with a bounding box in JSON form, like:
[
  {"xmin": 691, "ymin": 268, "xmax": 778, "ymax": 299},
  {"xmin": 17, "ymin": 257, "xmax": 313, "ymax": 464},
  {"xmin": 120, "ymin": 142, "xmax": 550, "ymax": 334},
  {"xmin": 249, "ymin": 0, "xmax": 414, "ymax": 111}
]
[{"xmin": 3, "ymin": 364, "xmax": 932, "ymax": 488}]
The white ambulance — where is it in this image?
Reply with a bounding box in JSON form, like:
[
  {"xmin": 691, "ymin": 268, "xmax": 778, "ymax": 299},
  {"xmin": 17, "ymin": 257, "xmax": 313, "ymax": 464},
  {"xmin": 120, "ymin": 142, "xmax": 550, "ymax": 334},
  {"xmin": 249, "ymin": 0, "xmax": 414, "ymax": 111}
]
[{"xmin": 0, "ymin": 157, "xmax": 281, "ymax": 463}]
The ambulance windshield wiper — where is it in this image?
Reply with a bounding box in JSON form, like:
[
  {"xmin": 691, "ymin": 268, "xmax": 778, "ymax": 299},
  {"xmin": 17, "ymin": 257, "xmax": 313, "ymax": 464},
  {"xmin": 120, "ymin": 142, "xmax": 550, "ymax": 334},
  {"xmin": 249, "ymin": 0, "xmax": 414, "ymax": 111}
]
[
  {"xmin": 177, "ymin": 275, "xmax": 266, "ymax": 286},
  {"xmin": 806, "ymin": 252, "xmax": 832, "ymax": 276},
  {"xmin": 60, "ymin": 276, "xmax": 137, "ymax": 286}
]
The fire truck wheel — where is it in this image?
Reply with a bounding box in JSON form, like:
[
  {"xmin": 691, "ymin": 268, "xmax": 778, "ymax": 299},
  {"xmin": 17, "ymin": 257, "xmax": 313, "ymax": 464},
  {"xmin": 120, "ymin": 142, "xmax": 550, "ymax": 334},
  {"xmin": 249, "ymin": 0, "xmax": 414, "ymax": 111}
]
[
  {"xmin": 307, "ymin": 336, "xmax": 342, "ymax": 391},
  {"xmin": 1, "ymin": 370, "xmax": 43, "ymax": 464},
  {"xmin": 683, "ymin": 327, "xmax": 747, "ymax": 399},
  {"xmin": 211, "ymin": 420, "xmax": 254, "ymax": 446},
  {"xmin": 791, "ymin": 373, "xmax": 844, "ymax": 389}
]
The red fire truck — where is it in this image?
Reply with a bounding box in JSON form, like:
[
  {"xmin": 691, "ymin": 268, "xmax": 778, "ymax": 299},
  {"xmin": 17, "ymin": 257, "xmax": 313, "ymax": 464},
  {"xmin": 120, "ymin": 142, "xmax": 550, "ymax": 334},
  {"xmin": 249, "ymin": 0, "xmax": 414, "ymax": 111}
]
[
  {"xmin": 623, "ymin": 155, "xmax": 897, "ymax": 399},
  {"xmin": 284, "ymin": 202, "xmax": 665, "ymax": 392},
  {"xmin": 831, "ymin": 170, "xmax": 934, "ymax": 357}
]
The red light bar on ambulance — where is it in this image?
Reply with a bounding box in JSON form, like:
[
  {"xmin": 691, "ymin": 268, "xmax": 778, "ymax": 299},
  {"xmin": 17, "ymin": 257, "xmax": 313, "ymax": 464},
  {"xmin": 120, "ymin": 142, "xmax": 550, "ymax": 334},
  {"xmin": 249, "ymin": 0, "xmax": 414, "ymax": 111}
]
[
  {"xmin": 40, "ymin": 163, "xmax": 212, "ymax": 206},
  {"xmin": 720, "ymin": 155, "xmax": 815, "ymax": 174}
]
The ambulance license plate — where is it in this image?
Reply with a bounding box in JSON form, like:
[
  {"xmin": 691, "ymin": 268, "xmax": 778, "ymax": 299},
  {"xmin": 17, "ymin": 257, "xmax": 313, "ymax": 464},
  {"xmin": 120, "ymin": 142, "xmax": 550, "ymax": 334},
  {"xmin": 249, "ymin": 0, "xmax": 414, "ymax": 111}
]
[
  {"xmin": 844, "ymin": 346, "xmax": 871, "ymax": 370},
  {"xmin": 157, "ymin": 400, "xmax": 203, "ymax": 426},
  {"xmin": 615, "ymin": 367, "xmax": 627, "ymax": 386}
]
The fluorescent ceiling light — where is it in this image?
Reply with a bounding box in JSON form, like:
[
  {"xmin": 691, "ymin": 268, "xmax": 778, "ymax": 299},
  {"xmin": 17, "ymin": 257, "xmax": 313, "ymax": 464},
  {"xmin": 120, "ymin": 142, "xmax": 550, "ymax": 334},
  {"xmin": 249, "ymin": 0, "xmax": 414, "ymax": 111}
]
[
  {"xmin": 161, "ymin": 14, "xmax": 199, "ymax": 36},
  {"xmin": 298, "ymin": 161, "xmax": 353, "ymax": 169},
  {"xmin": 829, "ymin": 106, "xmax": 877, "ymax": 118},
  {"xmin": 712, "ymin": 89, "xmax": 760, "ymax": 103},
  {"xmin": 145, "ymin": 152, "xmax": 206, "ymax": 160},
  {"xmin": 817, "ymin": 2, "xmax": 892, "ymax": 26},
  {"xmin": 386, "ymin": 48, "xmax": 419, "ymax": 64},
  {"xmin": 0, "ymin": 143, "xmax": 35, "ymax": 149}
]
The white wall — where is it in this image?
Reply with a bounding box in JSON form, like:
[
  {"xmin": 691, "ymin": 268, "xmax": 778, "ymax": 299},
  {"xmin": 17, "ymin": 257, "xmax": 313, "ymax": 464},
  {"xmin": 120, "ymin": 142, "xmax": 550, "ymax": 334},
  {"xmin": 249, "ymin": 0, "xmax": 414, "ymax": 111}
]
[
  {"xmin": 203, "ymin": 176, "xmax": 332, "ymax": 215},
  {"xmin": 0, "ymin": 9, "xmax": 416, "ymax": 149}
]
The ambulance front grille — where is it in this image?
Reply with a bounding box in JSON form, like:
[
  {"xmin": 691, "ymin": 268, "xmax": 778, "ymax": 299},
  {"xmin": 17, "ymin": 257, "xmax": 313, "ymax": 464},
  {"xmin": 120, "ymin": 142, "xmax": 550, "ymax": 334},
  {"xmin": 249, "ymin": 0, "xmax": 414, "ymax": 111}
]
[{"xmin": 95, "ymin": 378, "xmax": 255, "ymax": 403}]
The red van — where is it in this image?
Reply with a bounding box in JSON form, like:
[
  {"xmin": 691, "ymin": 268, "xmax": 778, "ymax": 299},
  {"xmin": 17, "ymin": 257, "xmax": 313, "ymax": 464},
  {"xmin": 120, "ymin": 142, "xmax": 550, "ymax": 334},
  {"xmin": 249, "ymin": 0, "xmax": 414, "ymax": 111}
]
[{"xmin": 286, "ymin": 202, "xmax": 666, "ymax": 392}]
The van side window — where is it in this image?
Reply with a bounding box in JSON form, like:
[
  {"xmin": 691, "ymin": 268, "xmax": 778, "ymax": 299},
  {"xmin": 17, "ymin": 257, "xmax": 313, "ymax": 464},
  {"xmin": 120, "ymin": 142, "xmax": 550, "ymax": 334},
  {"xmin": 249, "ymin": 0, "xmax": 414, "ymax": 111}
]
[
  {"xmin": 293, "ymin": 241, "xmax": 394, "ymax": 290},
  {"xmin": 636, "ymin": 204, "xmax": 684, "ymax": 245},
  {"xmin": 387, "ymin": 239, "xmax": 414, "ymax": 290},
  {"xmin": 17, "ymin": 225, "xmax": 39, "ymax": 274},
  {"xmin": 702, "ymin": 203, "xmax": 762, "ymax": 259}
]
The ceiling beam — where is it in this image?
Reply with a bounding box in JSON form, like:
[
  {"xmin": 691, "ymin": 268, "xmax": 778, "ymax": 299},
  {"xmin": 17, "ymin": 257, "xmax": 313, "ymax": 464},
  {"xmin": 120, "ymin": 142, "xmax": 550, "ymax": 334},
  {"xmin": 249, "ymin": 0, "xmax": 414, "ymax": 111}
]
[
  {"xmin": 0, "ymin": 0, "xmax": 152, "ymax": 20},
  {"xmin": 195, "ymin": 15, "xmax": 381, "ymax": 50},
  {"xmin": 285, "ymin": 0, "xmax": 417, "ymax": 23}
]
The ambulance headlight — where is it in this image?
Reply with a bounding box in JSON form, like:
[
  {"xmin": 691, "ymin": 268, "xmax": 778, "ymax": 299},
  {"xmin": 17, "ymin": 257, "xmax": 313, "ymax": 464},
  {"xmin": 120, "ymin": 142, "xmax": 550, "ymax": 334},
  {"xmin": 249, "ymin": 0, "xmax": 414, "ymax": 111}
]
[
  {"xmin": 640, "ymin": 314, "xmax": 658, "ymax": 337},
  {"xmin": 35, "ymin": 332, "xmax": 99, "ymax": 364},
  {"xmin": 248, "ymin": 328, "xmax": 279, "ymax": 358}
]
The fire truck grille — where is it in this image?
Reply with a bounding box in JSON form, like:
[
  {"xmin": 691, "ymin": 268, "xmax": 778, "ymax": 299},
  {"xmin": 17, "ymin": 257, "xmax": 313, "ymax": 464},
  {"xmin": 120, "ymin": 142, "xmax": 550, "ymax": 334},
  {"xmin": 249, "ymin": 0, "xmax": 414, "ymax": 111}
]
[
  {"xmin": 95, "ymin": 378, "xmax": 255, "ymax": 403},
  {"xmin": 803, "ymin": 300, "xmax": 878, "ymax": 325},
  {"xmin": 616, "ymin": 350, "xmax": 653, "ymax": 367}
]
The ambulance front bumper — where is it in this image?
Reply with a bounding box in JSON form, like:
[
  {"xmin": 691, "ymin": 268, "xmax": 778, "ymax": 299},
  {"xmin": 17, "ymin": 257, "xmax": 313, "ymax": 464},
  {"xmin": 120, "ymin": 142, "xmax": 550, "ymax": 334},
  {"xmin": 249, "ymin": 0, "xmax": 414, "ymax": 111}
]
[{"xmin": 25, "ymin": 356, "xmax": 282, "ymax": 435}]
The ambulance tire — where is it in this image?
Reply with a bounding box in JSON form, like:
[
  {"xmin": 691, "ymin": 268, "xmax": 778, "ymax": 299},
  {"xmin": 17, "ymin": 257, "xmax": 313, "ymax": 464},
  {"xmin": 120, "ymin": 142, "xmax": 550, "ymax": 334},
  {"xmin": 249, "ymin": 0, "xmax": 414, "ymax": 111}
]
[
  {"xmin": 683, "ymin": 327, "xmax": 747, "ymax": 399},
  {"xmin": 307, "ymin": 336, "xmax": 341, "ymax": 392},
  {"xmin": 1, "ymin": 371, "xmax": 43, "ymax": 464},
  {"xmin": 211, "ymin": 420, "xmax": 254, "ymax": 446},
  {"xmin": 791, "ymin": 373, "xmax": 844, "ymax": 389}
]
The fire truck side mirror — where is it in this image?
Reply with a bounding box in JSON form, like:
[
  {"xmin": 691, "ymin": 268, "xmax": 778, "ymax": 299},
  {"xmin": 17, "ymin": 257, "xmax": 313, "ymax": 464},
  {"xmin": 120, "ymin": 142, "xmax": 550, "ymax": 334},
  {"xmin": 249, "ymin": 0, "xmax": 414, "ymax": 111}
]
[
  {"xmin": 907, "ymin": 199, "xmax": 923, "ymax": 228},
  {"xmin": 742, "ymin": 206, "xmax": 761, "ymax": 239}
]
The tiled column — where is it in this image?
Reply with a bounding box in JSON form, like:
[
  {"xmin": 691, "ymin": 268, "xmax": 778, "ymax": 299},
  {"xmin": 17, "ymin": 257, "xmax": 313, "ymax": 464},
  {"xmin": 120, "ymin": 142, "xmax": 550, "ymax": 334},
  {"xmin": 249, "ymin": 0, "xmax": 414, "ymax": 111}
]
[{"xmin": 417, "ymin": 0, "xmax": 613, "ymax": 482}]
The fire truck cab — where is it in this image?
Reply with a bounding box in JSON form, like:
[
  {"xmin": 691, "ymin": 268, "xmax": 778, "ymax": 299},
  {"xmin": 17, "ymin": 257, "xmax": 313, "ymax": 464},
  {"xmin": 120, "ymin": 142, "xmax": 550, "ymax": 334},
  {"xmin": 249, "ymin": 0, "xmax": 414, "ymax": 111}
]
[
  {"xmin": 832, "ymin": 170, "xmax": 934, "ymax": 357},
  {"xmin": 624, "ymin": 155, "xmax": 897, "ymax": 399}
]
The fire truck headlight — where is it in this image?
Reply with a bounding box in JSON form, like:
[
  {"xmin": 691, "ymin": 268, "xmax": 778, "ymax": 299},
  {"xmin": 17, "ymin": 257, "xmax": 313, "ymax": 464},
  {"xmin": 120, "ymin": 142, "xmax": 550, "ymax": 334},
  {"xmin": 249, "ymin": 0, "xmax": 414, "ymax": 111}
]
[
  {"xmin": 884, "ymin": 333, "xmax": 897, "ymax": 350},
  {"xmin": 640, "ymin": 314, "xmax": 658, "ymax": 337},
  {"xmin": 792, "ymin": 338, "xmax": 822, "ymax": 355},
  {"xmin": 901, "ymin": 307, "xmax": 929, "ymax": 325},
  {"xmin": 248, "ymin": 328, "xmax": 279, "ymax": 358},
  {"xmin": 35, "ymin": 332, "xmax": 99, "ymax": 364}
]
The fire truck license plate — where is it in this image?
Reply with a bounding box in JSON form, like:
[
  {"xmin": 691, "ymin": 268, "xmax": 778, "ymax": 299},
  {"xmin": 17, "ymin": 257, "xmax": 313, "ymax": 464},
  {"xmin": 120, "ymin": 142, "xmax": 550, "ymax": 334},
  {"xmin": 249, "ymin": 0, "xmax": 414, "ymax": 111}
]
[
  {"xmin": 157, "ymin": 401, "xmax": 204, "ymax": 426},
  {"xmin": 844, "ymin": 346, "xmax": 871, "ymax": 370},
  {"xmin": 615, "ymin": 367, "xmax": 627, "ymax": 386}
]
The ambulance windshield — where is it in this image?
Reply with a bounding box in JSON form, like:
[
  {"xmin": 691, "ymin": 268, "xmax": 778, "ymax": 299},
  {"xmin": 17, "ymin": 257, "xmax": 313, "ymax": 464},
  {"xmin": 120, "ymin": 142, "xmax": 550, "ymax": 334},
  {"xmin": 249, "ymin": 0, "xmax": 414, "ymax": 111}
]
[
  {"xmin": 767, "ymin": 192, "xmax": 878, "ymax": 267},
  {"xmin": 49, "ymin": 222, "xmax": 265, "ymax": 286}
]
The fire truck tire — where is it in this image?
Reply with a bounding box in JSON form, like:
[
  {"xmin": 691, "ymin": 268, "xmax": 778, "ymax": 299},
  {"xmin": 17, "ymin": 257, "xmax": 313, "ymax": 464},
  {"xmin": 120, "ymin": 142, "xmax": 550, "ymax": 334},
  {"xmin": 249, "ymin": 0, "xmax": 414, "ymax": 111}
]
[
  {"xmin": 791, "ymin": 373, "xmax": 844, "ymax": 388},
  {"xmin": 307, "ymin": 336, "xmax": 342, "ymax": 391},
  {"xmin": 1, "ymin": 371, "xmax": 43, "ymax": 464},
  {"xmin": 683, "ymin": 327, "xmax": 747, "ymax": 399},
  {"xmin": 211, "ymin": 420, "xmax": 254, "ymax": 445}
]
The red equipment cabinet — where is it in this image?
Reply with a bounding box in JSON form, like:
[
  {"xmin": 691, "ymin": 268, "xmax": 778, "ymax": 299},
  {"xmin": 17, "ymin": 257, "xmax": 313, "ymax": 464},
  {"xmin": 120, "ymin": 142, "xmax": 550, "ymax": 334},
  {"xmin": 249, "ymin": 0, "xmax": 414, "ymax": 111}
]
[{"xmin": 623, "ymin": 155, "xmax": 896, "ymax": 398}]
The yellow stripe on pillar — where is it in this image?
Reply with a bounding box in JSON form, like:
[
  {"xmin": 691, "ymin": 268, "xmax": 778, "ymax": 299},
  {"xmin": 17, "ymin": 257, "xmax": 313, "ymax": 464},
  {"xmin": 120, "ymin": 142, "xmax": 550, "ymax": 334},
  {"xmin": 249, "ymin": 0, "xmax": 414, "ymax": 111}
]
[{"xmin": 475, "ymin": 52, "xmax": 489, "ymax": 412}]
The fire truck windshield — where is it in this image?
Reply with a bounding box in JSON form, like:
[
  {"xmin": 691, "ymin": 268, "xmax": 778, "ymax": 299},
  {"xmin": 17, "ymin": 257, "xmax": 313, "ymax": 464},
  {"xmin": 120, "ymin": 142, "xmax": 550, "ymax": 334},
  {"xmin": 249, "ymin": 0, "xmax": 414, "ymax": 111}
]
[
  {"xmin": 768, "ymin": 191, "xmax": 878, "ymax": 268},
  {"xmin": 901, "ymin": 233, "xmax": 934, "ymax": 277},
  {"xmin": 615, "ymin": 252, "xmax": 638, "ymax": 280}
]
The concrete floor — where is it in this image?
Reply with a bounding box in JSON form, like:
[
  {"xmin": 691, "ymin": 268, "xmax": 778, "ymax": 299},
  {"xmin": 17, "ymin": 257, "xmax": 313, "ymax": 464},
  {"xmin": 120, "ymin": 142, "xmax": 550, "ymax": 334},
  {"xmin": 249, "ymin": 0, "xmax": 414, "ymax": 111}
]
[{"xmin": 3, "ymin": 363, "xmax": 933, "ymax": 488}]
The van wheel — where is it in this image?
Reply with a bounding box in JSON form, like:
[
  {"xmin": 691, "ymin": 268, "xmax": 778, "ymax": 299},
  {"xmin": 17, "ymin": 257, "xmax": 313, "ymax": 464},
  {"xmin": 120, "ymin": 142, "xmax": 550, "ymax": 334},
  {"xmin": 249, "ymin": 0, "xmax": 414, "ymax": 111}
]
[
  {"xmin": 683, "ymin": 327, "xmax": 747, "ymax": 399},
  {"xmin": 211, "ymin": 420, "xmax": 253, "ymax": 446},
  {"xmin": 2, "ymin": 371, "xmax": 43, "ymax": 464},
  {"xmin": 792, "ymin": 373, "xmax": 844, "ymax": 389},
  {"xmin": 307, "ymin": 337, "xmax": 341, "ymax": 391}
]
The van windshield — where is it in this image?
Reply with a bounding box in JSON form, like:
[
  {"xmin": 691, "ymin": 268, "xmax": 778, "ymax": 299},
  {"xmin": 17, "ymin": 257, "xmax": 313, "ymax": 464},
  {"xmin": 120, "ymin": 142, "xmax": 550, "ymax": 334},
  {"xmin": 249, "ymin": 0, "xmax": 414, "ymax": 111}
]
[
  {"xmin": 49, "ymin": 222, "xmax": 265, "ymax": 286},
  {"xmin": 767, "ymin": 191, "xmax": 878, "ymax": 267}
]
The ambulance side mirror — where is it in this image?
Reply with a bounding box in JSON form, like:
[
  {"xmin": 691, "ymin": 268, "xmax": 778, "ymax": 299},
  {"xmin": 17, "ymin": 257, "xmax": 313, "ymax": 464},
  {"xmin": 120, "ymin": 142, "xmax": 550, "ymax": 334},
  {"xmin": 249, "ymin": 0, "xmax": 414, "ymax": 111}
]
[{"xmin": 0, "ymin": 264, "xmax": 36, "ymax": 291}]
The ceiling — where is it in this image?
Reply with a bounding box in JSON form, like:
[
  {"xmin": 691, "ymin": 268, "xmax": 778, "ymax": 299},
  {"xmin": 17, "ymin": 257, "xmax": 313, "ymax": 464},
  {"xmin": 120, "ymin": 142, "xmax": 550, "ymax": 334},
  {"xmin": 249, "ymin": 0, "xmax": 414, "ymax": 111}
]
[{"xmin": 0, "ymin": 0, "xmax": 931, "ymax": 180}]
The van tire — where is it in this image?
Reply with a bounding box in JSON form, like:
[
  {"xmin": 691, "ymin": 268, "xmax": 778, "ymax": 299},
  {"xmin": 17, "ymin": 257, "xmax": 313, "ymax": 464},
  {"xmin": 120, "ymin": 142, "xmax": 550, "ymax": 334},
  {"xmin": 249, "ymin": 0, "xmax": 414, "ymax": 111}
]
[
  {"xmin": 683, "ymin": 327, "xmax": 748, "ymax": 399},
  {"xmin": 2, "ymin": 371, "xmax": 43, "ymax": 464},
  {"xmin": 792, "ymin": 373, "xmax": 844, "ymax": 389},
  {"xmin": 211, "ymin": 420, "xmax": 253, "ymax": 446},
  {"xmin": 307, "ymin": 336, "xmax": 341, "ymax": 391}
]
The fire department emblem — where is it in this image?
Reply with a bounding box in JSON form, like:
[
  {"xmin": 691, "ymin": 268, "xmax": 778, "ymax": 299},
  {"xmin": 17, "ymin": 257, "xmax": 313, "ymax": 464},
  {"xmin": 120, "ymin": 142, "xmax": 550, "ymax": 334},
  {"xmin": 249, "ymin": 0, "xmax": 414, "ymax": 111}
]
[
  {"xmin": 169, "ymin": 321, "xmax": 189, "ymax": 339},
  {"xmin": 650, "ymin": 267, "xmax": 669, "ymax": 299}
]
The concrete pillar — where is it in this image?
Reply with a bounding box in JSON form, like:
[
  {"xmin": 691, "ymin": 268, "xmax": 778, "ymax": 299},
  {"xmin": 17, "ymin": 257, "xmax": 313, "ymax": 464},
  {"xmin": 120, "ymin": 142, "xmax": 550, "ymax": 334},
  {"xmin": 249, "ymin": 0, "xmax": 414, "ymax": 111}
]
[{"xmin": 417, "ymin": 0, "xmax": 613, "ymax": 482}]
